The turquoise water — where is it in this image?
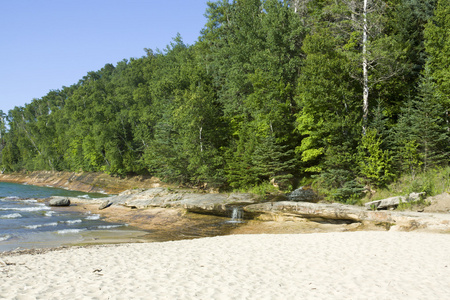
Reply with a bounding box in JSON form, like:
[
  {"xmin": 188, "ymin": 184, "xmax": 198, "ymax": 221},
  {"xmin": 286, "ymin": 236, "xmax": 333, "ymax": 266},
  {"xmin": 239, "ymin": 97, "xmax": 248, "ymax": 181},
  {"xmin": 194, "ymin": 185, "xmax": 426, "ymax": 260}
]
[{"xmin": 0, "ymin": 182, "xmax": 131, "ymax": 252}]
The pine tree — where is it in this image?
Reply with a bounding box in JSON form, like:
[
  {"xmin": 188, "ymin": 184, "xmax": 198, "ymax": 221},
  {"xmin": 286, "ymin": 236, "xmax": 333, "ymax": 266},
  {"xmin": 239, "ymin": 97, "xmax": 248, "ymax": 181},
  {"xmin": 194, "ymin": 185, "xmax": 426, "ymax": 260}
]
[
  {"xmin": 394, "ymin": 67, "xmax": 449, "ymax": 173},
  {"xmin": 251, "ymin": 135, "xmax": 296, "ymax": 190},
  {"xmin": 424, "ymin": 0, "xmax": 450, "ymax": 135}
]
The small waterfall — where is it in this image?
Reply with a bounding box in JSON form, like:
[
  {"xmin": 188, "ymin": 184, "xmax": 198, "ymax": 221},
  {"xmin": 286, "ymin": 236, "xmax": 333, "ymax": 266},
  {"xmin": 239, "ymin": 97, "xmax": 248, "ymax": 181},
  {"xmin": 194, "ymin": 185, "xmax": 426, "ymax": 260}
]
[{"xmin": 228, "ymin": 207, "xmax": 244, "ymax": 223}]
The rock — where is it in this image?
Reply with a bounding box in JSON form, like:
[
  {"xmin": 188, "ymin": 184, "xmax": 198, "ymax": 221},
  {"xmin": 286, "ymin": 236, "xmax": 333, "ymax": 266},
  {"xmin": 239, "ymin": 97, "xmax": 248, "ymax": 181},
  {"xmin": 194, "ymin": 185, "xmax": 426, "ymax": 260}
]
[
  {"xmin": 408, "ymin": 192, "xmax": 426, "ymax": 202},
  {"xmin": 245, "ymin": 201, "xmax": 367, "ymax": 222},
  {"xmin": 98, "ymin": 200, "xmax": 112, "ymax": 210},
  {"xmin": 226, "ymin": 193, "xmax": 261, "ymax": 205},
  {"xmin": 423, "ymin": 192, "xmax": 450, "ymax": 213},
  {"xmin": 365, "ymin": 192, "xmax": 427, "ymax": 210},
  {"xmin": 104, "ymin": 188, "xmax": 264, "ymax": 217},
  {"xmin": 243, "ymin": 200, "xmax": 450, "ymax": 232},
  {"xmin": 48, "ymin": 197, "xmax": 71, "ymax": 206},
  {"xmin": 365, "ymin": 196, "xmax": 406, "ymax": 210},
  {"xmin": 286, "ymin": 187, "xmax": 319, "ymax": 202}
]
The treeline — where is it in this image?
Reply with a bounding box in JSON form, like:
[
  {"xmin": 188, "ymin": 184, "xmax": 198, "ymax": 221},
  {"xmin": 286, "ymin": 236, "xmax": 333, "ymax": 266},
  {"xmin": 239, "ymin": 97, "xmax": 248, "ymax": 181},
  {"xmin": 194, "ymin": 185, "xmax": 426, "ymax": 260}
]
[{"xmin": 1, "ymin": 0, "xmax": 449, "ymax": 201}]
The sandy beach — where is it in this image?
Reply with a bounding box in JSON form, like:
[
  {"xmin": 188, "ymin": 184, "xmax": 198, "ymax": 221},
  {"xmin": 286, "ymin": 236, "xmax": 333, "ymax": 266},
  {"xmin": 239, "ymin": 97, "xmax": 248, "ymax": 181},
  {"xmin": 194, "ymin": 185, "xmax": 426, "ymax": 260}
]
[{"xmin": 1, "ymin": 231, "xmax": 449, "ymax": 299}]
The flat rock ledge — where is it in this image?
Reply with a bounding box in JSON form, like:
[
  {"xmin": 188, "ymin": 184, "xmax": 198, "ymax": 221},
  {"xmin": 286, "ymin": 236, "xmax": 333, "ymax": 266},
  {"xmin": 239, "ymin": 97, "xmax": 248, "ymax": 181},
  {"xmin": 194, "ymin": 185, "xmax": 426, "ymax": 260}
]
[
  {"xmin": 51, "ymin": 188, "xmax": 450, "ymax": 233},
  {"xmin": 103, "ymin": 187, "xmax": 265, "ymax": 217},
  {"xmin": 244, "ymin": 201, "xmax": 450, "ymax": 232},
  {"xmin": 365, "ymin": 192, "xmax": 426, "ymax": 210}
]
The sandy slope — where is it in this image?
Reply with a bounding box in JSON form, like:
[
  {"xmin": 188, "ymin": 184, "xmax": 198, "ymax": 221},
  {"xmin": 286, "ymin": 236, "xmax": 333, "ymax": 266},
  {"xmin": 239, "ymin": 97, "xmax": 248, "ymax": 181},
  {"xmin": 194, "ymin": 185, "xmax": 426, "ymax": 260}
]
[{"xmin": 1, "ymin": 232, "xmax": 449, "ymax": 300}]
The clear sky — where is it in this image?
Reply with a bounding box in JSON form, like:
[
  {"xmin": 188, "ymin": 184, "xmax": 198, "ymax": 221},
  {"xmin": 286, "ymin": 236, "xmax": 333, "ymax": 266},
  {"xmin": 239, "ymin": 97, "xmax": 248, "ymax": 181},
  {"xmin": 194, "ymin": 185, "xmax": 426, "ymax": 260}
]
[{"xmin": 0, "ymin": 0, "xmax": 209, "ymax": 114}]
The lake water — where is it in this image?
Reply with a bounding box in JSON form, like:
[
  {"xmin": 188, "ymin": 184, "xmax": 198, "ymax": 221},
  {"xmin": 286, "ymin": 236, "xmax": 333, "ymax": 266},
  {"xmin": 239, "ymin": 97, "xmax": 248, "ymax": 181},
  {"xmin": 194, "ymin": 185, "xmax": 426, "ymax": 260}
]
[{"xmin": 0, "ymin": 182, "xmax": 137, "ymax": 252}]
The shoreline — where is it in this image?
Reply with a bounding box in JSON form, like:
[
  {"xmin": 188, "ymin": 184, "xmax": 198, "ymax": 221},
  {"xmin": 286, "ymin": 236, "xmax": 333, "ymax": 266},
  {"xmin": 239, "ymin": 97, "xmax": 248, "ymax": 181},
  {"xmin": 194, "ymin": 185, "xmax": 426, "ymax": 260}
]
[
  {"xmin": 2, "ymin": 174, "xmax": 450, "ymax": 255},
  {"xmin": 2, "ymin": 180, "xmax": 450, "ymax": 298},
  {"xmin": 0, "ymin": 171, "xmax": 166, "ymax": 194}
]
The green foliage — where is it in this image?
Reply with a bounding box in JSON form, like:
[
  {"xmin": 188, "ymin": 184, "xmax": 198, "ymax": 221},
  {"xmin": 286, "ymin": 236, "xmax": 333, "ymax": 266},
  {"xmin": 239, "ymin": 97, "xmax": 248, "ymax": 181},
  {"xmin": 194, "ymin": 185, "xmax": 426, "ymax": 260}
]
[
  {"xmin": 424, "ymin": 0, "xmax": 450, "ymax": 102},
  {"xmin": 314, "ymin": 168, "xmax": 365, "ymax": 205},
  {"xmin": 393, "ymin": 67, "xmax": 449, "ymax": 174},
  {"xmin": 397, "ymin": 139, "xmax": 423, "ymax": 179},
  {"xmin": 295, "ymin": 28, "xmax": 361, "ymax": 175},
  {"xmin": 247, "ymin": 181, "xmax": 280, "ymax": 197},
  {"xmin": 251, "ymin": 135, "xmax": 296, "ymax": 190},
  {"xmin": 0, "ymin": 0, "xmax": 449, "ymax": 202},
  {"xmin": 358, "ymin": 128, "xmax": 394, "ymax": 187},
  {"xmin": 367, "ymin": 166, "xmax": 450, "ymax": 205}
]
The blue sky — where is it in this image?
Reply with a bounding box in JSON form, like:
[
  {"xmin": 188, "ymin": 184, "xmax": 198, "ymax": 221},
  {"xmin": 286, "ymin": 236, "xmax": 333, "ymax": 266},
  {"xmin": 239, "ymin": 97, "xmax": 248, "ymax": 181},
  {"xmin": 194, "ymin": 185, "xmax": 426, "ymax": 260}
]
[{"xmin": 0, "ymin": 0, "xmax": 209, "ymax": 114}]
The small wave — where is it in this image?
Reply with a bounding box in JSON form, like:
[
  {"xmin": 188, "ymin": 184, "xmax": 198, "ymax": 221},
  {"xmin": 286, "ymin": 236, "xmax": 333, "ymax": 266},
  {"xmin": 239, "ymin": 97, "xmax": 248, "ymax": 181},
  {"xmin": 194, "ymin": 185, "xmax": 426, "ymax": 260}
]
[
  {"xmin": 25, "ymin": 225, "xmax": 40, "ymax": 229},
  {"xmin": 64, "ymin": 219, "xmax": 82, "ymax": 225},
  {"xmin": 24, "ymin": 222, "xmax": 58, "ymax": 229},
  {"xmin": 45, "ymin": 211, "xmax": 56, "ymax": 217},
  {"xmin": 1, "ymin": 213, "xmax": 22, "ymax": 219},
  {"xmin": 78, "ymin": 194, "xmax": 91, "ymax": 199},
  {"xmin": 0, "ymin": 234, "xmax": 12, "ymax": 242},
  {"xmin": 97, "ymin": 224, "xmax": 124, "ymax": 229},
  {"xmin": 22, "ymin": 199, "xmax": 38, "ymax": 203},
  {"xmin": 0, "ymin": 207, "xmax": 51, "ymax": 212},
  {"xmin": 85, "ymin": 214, "xmax": 100, "ymax": 220},
  {"xmin": 57, "ymin": 229, "xmax": 87, "ymax": 234}
]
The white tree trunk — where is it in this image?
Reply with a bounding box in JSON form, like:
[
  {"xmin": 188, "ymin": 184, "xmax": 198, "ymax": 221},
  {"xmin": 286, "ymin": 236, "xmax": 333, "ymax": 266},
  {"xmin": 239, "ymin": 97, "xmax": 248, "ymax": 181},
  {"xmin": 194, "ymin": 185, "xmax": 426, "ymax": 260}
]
[{"xmin": 362, "ymin": 0, "xmax": 369, "ymax": 134}]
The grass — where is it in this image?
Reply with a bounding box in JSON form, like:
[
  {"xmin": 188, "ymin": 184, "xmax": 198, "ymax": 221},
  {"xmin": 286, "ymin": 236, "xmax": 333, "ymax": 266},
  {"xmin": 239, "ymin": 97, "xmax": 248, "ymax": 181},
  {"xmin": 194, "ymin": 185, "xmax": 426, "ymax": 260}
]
[
  {"xmin": 361, "ymin": 166, "xmax": 450, "ymax": 206},
  {"xmin": 233, "ymin": 182, "xmax": 284, "ymax": 199}
]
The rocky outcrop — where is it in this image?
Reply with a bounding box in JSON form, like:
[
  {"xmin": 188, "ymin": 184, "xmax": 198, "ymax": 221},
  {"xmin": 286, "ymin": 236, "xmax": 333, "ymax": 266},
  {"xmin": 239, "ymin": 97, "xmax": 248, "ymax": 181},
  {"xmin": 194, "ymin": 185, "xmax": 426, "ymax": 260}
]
[
  {"xmin": 48, "ymin": 197, "xmax": 71, "ymax": 206},
  {"xmin": 245, "ymin": 201, "xmax": 366, "ymax": 222},
  {"xmin": 105, "ymin": 188, "xmax": 262, "ymax": 217},
  {"xmin": 365, "ymin": 192, "xmax": 426, "ymax": 210},
  {"xmin": 49, "ymin": 187, "xmax": 450, "ymax": 233},
  {"xmin": 244, "ymin": 200, "xmax": 450, "ymax": 232}
]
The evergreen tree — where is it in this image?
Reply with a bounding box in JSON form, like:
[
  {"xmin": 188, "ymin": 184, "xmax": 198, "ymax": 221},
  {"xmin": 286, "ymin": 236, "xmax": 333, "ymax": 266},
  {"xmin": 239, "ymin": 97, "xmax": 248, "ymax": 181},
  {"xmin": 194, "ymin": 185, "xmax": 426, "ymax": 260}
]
[
  {"xmin": 424, "ymin": 0, "xmax": 450, "ymax": 131},
  {"xmin": 394, "ymin": 67, "xmax": 449, "ymax": 173},
  {"xmin": 1, "ymin": 0, "xmax": 449, "ymax": 197}
]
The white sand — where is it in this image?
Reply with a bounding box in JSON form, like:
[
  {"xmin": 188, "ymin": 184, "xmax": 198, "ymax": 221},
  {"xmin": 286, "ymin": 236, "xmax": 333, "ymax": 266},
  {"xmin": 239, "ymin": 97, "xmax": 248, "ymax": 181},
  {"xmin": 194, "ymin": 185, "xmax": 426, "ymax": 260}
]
[{"xmin": 1, "ymin": 232, "xmax": 450, "ymax": 300}]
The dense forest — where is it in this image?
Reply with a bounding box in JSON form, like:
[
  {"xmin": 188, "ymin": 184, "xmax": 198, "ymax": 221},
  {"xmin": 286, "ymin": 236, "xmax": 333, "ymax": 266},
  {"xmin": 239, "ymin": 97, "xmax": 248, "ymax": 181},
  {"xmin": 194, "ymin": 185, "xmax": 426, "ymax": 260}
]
[{"xmin": 0, "ymin": 0, "xmax": 449, "ymax": 202}]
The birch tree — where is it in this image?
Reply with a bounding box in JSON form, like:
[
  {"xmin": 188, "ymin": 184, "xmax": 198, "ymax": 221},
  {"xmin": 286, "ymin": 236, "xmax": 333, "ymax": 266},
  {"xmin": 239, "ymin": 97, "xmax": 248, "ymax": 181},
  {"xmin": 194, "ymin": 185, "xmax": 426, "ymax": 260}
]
[{"xmin": 337, "ymin": 0, "xmax": 404, "ymax": 132}]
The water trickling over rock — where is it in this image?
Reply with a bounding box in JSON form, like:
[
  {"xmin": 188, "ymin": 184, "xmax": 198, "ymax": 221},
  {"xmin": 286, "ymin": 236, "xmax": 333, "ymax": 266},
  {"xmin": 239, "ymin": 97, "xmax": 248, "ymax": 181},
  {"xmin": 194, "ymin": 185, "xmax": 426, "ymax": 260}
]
[{"xmin": 228, "ymin": 207, "xmax": 244, "ymax": 223}]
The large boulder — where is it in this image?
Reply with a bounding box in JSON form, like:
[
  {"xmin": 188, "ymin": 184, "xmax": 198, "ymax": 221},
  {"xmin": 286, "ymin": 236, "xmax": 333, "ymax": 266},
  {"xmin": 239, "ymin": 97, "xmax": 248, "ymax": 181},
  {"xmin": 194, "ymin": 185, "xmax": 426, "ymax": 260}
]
[
  {"xmin": 286, "ymin": 187, "xmax": 319, "ymax": 202},
  {"xmin": 48, "ymin": 197, "xmax": 71, "ymax": 206}
]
